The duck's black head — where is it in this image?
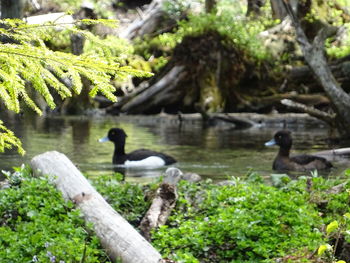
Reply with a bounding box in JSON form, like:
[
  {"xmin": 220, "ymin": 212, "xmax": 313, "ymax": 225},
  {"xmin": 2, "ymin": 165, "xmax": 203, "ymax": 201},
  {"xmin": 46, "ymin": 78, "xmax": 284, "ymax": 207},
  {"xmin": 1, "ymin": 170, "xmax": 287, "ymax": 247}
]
[
  {"xmin": 99, "ymin": 128, "xmax": 128, "ymax": 156},
  {"xmin": 265, "ymin": 130, "xmax": 293, "ymax": 150},
  {"xmin": 107, "ymin": 128, "xmax": 127, "ymax": 143},
  {"xmin": 99, "ymin": 127, "xmax": 127, "ymax": 144}
]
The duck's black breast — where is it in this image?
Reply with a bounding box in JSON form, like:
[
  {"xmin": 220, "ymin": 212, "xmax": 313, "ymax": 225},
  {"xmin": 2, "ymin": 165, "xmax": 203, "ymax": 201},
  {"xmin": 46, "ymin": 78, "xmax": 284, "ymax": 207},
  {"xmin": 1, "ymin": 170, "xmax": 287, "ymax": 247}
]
[{"xmin": 124, "ymin": 149, "xmax": 177, "ymax": 165}]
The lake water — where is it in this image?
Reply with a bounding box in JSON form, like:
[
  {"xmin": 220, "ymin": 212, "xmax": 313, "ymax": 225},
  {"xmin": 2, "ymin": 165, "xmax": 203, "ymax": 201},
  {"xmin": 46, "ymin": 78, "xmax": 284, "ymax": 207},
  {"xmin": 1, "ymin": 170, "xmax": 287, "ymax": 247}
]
[{"xmin": 1, "ymin": 113, "xmax": 350, "ymax": 182}]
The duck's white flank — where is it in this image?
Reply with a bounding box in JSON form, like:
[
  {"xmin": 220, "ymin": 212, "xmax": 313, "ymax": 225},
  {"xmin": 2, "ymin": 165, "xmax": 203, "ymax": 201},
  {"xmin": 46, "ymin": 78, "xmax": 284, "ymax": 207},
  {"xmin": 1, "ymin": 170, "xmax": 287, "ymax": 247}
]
[{"xmin": 124, "ymin": 156, "xmax": 166, "ymax": 167}]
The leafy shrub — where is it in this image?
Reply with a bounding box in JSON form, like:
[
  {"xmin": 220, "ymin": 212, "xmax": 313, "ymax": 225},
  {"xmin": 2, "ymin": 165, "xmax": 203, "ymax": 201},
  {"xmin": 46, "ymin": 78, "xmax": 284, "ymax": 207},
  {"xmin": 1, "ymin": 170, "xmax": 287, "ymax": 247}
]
[
  {"xmin": 91, "ymin": 174, "xmax": 156, "ymax": 226},
  {"xmin": 326, "ymin": 23, "xmax": 350, "ymax": 58},
  {"xmin": 135, "ymin": 0, "xmax": 277, "ymax": 64},
  {"xmin": 3, "ymin": 165, "xmax": 350, "ymax": 263},
  {"xmin": 0, "ymin": 166, "xmax": 110, "ymax": 263},
  {"xmin": 152, "ymin": 179, "xmax": 324, "ymax": 262}
]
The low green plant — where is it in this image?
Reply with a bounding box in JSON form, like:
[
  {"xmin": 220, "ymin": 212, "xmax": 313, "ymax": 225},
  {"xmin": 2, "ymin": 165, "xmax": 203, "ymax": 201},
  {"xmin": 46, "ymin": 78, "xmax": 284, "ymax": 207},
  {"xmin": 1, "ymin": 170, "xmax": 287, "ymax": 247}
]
[
  {"xmin": 317, "ymin": 215, "xmax": 350, "ymax": 263},
  {"xmin": 3, "ymin": 165, "xmax": 350, "ymax": 263},
  {"xmin": 152, "ymin": 179, "xmax": 324, "ymax": 262},
  {"xmin": 326, "ymin": 23, "xmax": 350, "ymax": 58},
  {"xmin": 91, "ymin": 174, "xmax": 157, "ymax": 226},
  {"xmin": 0, "ymin": 166, "xmax": 111, "ymax": 263},
  {"xmin": 135, "ymin": 9, "xmax": 274, "ymax": 65}
]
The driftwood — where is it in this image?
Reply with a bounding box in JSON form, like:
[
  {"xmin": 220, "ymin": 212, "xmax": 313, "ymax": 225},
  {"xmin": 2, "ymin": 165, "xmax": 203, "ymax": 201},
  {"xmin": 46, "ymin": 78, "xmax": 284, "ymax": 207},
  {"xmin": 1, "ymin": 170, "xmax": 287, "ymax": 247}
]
[
  {"xmin": 0, "ymin": 179, "xmax": 10, "ymax": 189},
  {"xmin": 121, "ymin": 65, "xmax": 187, "ymax": 114},
  {"xmin": 254, "ymin": 93, "xmax": 330, "ymax": 108},
  {"xmin": 326, "ymin": 181, "xmax": 349, "ymax": 195},
  {"xmin": 281, "ymin": 99, "xmax": 335, "ymax": 125},
  {"xmin": 316, "ymin": 147, "xmax": 350, "ymax": 157},
  {"xmin": 283, "ymin": 0, "xmax": 350, "ymax": 136},
  {"xmin": 101, "ymin": 81, "xmax": 151, "ymax": 113},
  {"xmin": 30, "ymin": 151, "xmax": 163, "ymax": 263},
  {"xmin": 139, "ymin": 167, "xmax": 182, "ymax": 241},
  {"xmin": 182, "ymin": 172, "xmax": 202, "ymax": 182},
  {"xmin": 25, "ymin": 12, "xmax": 74, "ymax": 26},
  {"xmin": 120, "ymin": 0, "xmax": 166, "ymax": 40},
  {"xmin": 288, "ymin": 57, "xmax": 350, "ymax": 86},
  {"xmin": 207, "ymin": 114, "xmax": 256, "ymax": 128},
  {"xmin": 270, "ymin": 0, "xmax": 297, "ymax": 19}
]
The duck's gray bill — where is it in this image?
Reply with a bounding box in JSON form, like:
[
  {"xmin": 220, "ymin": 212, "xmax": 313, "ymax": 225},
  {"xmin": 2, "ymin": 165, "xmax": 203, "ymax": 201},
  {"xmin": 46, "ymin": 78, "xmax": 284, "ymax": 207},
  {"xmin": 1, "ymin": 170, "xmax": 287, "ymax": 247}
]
[
  {"xmin": 99, "ymin": 136, "xmax": 109, "ymax": 143},
  {"xmin": 264, "ymin": 139, "xmax": 276, "ymax": 146}
]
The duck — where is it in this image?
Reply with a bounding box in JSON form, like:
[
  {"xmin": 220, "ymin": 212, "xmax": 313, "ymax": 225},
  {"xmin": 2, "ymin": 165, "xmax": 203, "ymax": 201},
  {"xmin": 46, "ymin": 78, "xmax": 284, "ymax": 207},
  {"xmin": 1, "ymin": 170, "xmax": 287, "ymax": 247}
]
[
  {"xmin": 99, "ymin": 128, "xmax": 177, "ymax": 167},
  {"xmin": 265, "ymin": 130, "xmax": 333, "ymax": 172}
]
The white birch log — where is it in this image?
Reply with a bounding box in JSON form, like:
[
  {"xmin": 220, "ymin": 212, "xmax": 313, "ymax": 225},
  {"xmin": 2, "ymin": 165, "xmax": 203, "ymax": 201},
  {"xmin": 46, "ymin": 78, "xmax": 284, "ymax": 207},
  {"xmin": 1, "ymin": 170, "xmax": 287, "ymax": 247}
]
[{"xmin": 30, "ymin": 151, "xmax": 163, "ymax": 263}]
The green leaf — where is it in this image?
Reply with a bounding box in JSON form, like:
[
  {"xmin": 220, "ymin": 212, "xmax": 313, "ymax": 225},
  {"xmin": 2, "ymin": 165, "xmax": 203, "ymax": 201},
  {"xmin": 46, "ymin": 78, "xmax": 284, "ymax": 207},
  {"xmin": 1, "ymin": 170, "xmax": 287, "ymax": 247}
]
[
  {"xmin": 0, "ymin": 120, "xmax": 25, "ymax": 155},
  {"xmin": 317, "ymin": 244, "xmax": 331, "ymax": 256},
  {"xmin": 326, "ymin": 220, "xmax": 339, "ymax": 234},
  {"xmin": 0, "ymin": 18, "xmax": 151, "ymax": 155}
]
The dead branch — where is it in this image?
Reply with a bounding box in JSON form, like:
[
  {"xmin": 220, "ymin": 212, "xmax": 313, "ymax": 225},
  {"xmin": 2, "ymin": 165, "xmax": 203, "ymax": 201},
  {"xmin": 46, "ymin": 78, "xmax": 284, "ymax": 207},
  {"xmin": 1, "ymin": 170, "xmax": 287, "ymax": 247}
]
[
  {"xmin": 281, "ymin": 99, "xmax": 335, "ymax": 125},
  {"xmin": 139, "ymin": 168, "xmax": 182, "ymax": 241},
  {"xmin": 282, "ymin": 0, "xmax": 350, "ymax": 135}
]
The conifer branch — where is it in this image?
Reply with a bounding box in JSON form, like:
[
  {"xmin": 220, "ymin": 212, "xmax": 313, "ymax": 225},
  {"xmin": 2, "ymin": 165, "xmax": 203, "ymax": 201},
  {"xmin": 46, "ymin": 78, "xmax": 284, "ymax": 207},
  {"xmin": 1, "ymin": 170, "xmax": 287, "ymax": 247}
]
[
  {"xmin": 0, "ymin": 120, "xmax": 25, "ymax": 155},
  {"xmin": 0, "ymin": 18, "xmax": 152, "ymax": 155}
]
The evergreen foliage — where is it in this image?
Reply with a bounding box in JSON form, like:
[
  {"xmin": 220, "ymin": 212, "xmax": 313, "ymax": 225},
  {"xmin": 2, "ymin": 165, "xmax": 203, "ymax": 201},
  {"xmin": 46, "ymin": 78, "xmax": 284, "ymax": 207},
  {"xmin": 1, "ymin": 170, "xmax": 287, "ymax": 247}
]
[
  {"xmin": 0, "ymin": 18, "xmax": 151, "ymax": 155},
  {"xmin": 0, "ymin": 120, "xmax": 24, "ymax": 155}
]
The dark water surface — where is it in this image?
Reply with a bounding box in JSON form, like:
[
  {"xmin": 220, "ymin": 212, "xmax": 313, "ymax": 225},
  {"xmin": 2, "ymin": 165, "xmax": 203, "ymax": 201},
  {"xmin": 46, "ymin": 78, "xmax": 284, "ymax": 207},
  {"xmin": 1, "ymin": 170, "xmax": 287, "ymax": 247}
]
[{"xmin": 1, "ymin": 114, "xmax": 350, "ymax": 182}]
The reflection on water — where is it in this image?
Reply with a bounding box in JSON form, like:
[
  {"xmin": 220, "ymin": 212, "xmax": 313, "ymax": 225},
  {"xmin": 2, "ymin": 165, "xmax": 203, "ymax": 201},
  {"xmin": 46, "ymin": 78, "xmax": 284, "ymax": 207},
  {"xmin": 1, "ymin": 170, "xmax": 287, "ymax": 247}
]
[{"xmin": 1, "ymin": 113, "xmax": 350, "ymax": 182}]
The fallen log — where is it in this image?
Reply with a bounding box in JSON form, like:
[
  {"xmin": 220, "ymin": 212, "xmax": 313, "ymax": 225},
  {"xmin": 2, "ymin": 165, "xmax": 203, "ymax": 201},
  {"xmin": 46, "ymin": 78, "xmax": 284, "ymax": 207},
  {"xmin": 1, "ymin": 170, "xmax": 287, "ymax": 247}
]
[
  {"xmin": 121, "ymin": 65, "xmax": 187, "ymax": 114},
  {"xmin": 314, "ymin": 147, "xmax": 350, "ymax": 163},
  {"xmin": 120, "ymin": 0, "xmax": 166, "ymax": 40},
  {"xmin": 288, "ymin": 58, "xmax": 350, "ymax": 87},
  {"xmin": 282, "ymin": 0, "xmax": 350, "ymax": 136},
  {"xmin": 315, "ymin": 147, "xmax": 350, "ymax": 156},
  {"xmin": 139, "ymin": 167, "xmax": 182, "ymax": 241},
  {"xmin": 30, "ymin": 151, "xmax": 163, "ymax": 263},
  {"xmin": 281, "ymin": 99, "xmax": 335, "ymax": 125},
  {"xmin": 256, "ymin": 93, "xmax": 330, "ymax": 107}
]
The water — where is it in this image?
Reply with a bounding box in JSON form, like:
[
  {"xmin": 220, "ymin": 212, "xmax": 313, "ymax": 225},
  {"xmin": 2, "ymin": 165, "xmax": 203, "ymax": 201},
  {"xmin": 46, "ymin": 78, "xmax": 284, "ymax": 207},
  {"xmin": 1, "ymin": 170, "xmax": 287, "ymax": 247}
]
[{"xmin": 1, "ymin": 114, "xmax": 349, "ymax": 182}]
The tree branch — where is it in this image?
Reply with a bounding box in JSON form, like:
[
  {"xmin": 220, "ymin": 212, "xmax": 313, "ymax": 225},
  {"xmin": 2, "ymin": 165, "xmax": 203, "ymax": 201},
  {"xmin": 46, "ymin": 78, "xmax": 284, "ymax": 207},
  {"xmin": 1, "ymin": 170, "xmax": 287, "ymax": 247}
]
[{"xmin": 281, "ymin": 99, "xmax": 335, "ymax": 125}]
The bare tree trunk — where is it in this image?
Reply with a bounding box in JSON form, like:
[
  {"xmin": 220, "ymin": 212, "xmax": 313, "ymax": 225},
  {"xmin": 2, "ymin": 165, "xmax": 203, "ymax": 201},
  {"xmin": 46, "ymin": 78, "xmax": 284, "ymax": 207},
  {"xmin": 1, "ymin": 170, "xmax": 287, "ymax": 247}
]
[
  {"xmin": 120, "ymin": 0, "xmax": 166, "ymax": 40},
  {"xmin": 121, "ymin": 65, "xmax": 187, "ymax": 113},
  {"xmin": 281, "ymin": 99, "xmax": 335, "ymax": 125},
  {"xmin": 270, "ymin": 0, "xmax": 298, "ymax": 20},
  {"xmin": 246, "ymin": 0, "xmax": 265, "ymax": 16},
  {"xmin": 1, "ymin": 0, "xmax": 25, "ymax": 19},
  {"xmin": 30, "ymin": 151, "xmax": 164, "ymax": 263},
  {"xmin": 282, "ymin": 0, "xmax": 350, "ymax": 136},
  {"xmin": 205, "ymin": 0, "xmax": 217, "ymax": 13}
]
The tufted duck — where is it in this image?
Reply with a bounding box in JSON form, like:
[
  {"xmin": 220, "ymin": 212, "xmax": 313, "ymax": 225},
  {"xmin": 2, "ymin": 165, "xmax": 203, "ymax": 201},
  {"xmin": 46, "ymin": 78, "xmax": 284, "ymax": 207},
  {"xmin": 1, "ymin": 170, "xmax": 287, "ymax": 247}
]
[
  {"xmin": 99, "ymin": 128, "xmax": 177, "ymax": 167},
  {"xmin": 265, "ymin": 130, "xmax": 333, "ymax": 172}
]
